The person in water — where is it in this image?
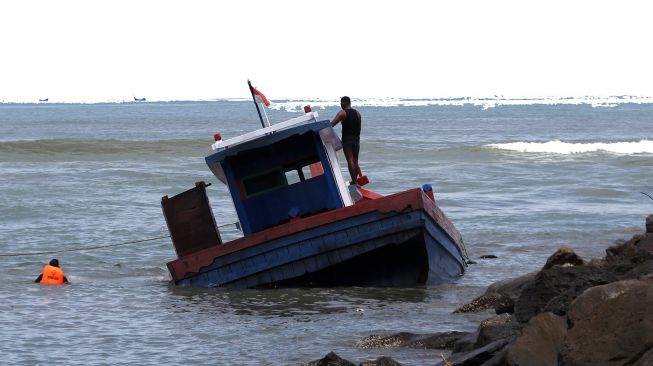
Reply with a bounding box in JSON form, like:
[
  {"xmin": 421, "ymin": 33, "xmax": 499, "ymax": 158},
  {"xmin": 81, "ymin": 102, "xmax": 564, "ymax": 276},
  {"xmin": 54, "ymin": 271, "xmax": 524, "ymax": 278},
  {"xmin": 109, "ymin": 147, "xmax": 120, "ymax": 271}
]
[
  {"xmin": 331, "ymin": 96, "xmax": 362, "ymax": 184},
  {"xmin": 35, "ymin": 259, "xmax": 69, "ymax": 285}
]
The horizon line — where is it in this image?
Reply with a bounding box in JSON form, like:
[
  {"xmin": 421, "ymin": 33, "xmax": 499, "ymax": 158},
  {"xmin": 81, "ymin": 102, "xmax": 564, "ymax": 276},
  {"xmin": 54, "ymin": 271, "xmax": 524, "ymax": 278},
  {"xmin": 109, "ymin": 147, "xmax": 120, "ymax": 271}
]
[{"xmin": 2, "ymin": 94, "xmax": 653, "ymax": 105}]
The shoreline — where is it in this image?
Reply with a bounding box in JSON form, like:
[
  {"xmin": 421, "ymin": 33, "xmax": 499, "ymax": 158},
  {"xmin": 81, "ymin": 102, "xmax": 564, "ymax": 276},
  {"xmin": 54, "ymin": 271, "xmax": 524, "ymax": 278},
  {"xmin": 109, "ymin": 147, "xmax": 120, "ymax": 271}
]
[{"xmin": 304, "ymin": 213, "xmax": 653, "ymax": 366}]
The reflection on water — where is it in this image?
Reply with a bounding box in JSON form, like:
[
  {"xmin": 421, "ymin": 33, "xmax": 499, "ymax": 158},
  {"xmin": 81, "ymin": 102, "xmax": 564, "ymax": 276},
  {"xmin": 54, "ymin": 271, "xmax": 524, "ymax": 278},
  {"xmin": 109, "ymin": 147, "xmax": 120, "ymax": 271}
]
[{"xmin": 165, "ymin": 286, "xmax": 431, "ymax": 318}]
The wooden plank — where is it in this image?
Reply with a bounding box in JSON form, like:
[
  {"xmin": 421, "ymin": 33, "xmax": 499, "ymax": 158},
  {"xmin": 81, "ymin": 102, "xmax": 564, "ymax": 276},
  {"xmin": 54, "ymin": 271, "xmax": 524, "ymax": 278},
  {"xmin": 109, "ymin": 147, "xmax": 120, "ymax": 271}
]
[
  {"xmin": 168, "ymin": 189, "xmax": 426, "ymax": 280},
  {"xmin": 189, "ymin": 212, "xmax": 423, "ymax": 285},
  {"xmin": 161, "ymin": 181, "xmax": 222, "ymax": 258}
]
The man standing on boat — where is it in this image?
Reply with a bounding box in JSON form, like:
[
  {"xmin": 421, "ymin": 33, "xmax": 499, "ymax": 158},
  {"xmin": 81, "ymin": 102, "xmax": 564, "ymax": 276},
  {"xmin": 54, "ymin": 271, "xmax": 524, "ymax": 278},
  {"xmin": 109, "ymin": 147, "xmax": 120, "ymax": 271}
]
[{"xmin": 331, "ymin": 96, "xmax": 362, "ymax": 184}]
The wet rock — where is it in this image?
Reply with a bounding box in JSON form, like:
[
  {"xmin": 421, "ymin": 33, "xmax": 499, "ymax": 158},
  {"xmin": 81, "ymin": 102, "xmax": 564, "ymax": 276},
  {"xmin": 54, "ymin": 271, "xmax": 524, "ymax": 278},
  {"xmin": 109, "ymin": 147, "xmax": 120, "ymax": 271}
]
[
  {"xmin": 559, "ymin": 276, "xmax": 653, "ymax": 366},
  {"xmin": 455, "ymin": 272, "xmax": 537, "ymax": 315},
  {"xmin": 304, "ymin": 352, "xmax": 356, "ymax": 366},
  {"xmin": 485, "ymin": 271, "xmax": 537, "ymax": 302},
  {"xmin": 542, "ymin": 246, "xmax": 584, "ymax": 269},
  {"xmin": 355, "ymin": 331, "xmax": 469, "ymax": 350},
  {"xmin": 479, "ymin": 347, "xmax": 509, "ymax": 366},
  {"xmin": 632, "ymin": 347, "xmax": 653, "ymax": 366},
  {"xmin": 452, "ymin": 331, "xmax": 479, "ymax": 354},
  {"xmin": 355, "ymin": 333, "xmax": 415, "ymax": 349},
  {"xmin": 514, "ymin": 265, "xmax": 617, "ymax": 322},
  {"xmin": 414, "ymin": 332, "xmax": 471, "ymax": 350},
  {"xmin": 493, "ymin": 295, "xmax": 514, "ymax": 315},
  {"xmin": 646, "ymin": 214, "xmax": 653, "ymax": 234},
  {"xmin": 475, "ymin": 314, "xmax": 523, "ymax": 349},
  {"xmin": 359, "ymin": 356, "xmax": 402, "ymax": 366},
  {"xmin": 438, "ymin": 339, "xmax": 511, "ymax": 366},
  {"xmin": 621, "ymin": 258, "xmax": 653, "ymax": 279},
  {"xmin": 454, "ymin": 293, "xmax": 503, "ymax": 313},
  {"xmin": 586, "ymin": 256, "xmax": 605, "ymax": 268},
  {"xmin": 603, "ymin": 233, "xmax": 653, "ymax": 277},
  {"xmin": 479, "ymin": 255, "xmax": 498, "ymax": 259},
  {"xmin": 505, "ymin": 312, "xmax": 567, "ymax": 366},
  {"xmin": 451, "ymin": 315, "xmax": 522, "ymax": 355}
]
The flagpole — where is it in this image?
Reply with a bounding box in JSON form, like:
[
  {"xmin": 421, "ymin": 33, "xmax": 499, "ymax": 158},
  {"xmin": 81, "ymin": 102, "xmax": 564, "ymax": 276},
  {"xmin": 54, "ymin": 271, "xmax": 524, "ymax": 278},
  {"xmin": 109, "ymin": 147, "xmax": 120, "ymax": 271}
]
[
  {"xmin": 261, "ymin": 104, "xmax": 271, "ymax": 127},
  {"xmin": 247, "ymin": 79, "xmax": 266, "ymax": 128}
]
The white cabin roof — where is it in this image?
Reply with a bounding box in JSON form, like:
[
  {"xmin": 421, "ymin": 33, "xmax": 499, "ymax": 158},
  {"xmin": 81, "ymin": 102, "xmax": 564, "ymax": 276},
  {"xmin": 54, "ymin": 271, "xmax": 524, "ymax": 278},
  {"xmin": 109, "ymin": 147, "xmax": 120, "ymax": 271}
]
[{"xmin": 211, "ymin": 111, "xmax": 321, "ymax": 151}]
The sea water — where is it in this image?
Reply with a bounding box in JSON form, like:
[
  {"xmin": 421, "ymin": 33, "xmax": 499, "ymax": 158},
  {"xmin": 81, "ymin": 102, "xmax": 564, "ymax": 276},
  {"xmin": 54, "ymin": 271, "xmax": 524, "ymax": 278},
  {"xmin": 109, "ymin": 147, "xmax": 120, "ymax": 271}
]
[{"xmin": 0, "ymin": 100, "xmax": 651, "ymax": 365}]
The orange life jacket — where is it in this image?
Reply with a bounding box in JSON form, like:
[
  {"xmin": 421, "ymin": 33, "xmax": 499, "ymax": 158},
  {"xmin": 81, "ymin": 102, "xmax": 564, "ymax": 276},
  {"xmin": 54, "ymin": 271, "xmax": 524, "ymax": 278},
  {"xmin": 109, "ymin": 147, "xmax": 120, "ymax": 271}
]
[{"xmin": 40, "ymin": 264, "xmax": 65, "ymax": 285}]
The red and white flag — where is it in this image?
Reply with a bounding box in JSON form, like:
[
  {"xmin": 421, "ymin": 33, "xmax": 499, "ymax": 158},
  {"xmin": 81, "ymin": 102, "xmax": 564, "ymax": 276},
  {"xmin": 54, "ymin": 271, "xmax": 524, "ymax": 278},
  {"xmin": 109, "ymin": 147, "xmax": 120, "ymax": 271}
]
[{"xmin": 250, "ymin": 85, "xmax": 270, "ymax": 107}]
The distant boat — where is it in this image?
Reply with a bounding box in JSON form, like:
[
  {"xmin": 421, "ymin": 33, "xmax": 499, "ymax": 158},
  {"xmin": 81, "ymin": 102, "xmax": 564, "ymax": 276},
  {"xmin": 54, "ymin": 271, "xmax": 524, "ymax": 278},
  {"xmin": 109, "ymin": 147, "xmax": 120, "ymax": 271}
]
[
  {"xmin": 133, "ymin": 96, "xmax": 146, "ymax": 102},
  {"xmin": 39, "ymin": 98, "xmax": 48, "ymax": 102}
]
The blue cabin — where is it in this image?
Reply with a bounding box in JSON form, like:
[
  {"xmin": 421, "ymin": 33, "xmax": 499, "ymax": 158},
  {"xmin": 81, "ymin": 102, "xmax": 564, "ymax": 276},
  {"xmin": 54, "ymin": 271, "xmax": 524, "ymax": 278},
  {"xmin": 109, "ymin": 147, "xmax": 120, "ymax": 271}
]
[{"xmin": 205, "ymin": 112, "xmax": 354, "ymax": 235}]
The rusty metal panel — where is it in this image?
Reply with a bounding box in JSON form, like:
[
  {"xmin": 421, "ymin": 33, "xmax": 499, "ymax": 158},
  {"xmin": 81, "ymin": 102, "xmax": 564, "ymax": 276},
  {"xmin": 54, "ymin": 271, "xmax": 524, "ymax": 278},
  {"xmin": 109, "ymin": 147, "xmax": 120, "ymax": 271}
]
[{"xmin": 161, "ymin": 181, "xmax": 222, "ymax": 258}]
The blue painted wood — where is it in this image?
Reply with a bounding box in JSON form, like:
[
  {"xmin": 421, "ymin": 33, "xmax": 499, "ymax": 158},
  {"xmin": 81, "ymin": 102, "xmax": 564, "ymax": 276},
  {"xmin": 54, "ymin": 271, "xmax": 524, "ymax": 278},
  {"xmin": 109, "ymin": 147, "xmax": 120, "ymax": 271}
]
[
  {"xmin": 208, "ymin": 122, "xmax": 345, "ymax": 236},
  {"xmin": 179, "ymin": 208, "xmax": 467, "ymax": 288}
]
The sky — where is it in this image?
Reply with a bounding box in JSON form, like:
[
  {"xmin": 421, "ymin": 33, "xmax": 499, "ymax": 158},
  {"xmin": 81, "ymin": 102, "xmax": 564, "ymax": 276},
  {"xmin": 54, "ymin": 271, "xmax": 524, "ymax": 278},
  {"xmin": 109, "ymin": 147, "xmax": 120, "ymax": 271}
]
[{"xmin": 1, "ymin": 0, "xmax": 652, "ymax": 102}]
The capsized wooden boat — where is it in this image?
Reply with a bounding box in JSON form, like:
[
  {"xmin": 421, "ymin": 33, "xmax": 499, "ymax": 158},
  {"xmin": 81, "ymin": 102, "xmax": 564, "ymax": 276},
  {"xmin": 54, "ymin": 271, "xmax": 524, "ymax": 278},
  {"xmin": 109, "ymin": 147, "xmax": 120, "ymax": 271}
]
[{"xmin": 162, "ymin": 111, "xmax": 469, "ymax": 288}]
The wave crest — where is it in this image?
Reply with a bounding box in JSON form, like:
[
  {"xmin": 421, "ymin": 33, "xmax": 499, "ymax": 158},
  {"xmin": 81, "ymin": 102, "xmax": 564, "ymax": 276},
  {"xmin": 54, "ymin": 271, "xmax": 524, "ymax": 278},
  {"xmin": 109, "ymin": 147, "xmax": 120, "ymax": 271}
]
[
  {"xmin": 269, "ymin": 96, "xmax": 653, "ymax": 112},
  {"xmin": 488, "ymin": 139, "xmax": 653, "ymax": 155}
]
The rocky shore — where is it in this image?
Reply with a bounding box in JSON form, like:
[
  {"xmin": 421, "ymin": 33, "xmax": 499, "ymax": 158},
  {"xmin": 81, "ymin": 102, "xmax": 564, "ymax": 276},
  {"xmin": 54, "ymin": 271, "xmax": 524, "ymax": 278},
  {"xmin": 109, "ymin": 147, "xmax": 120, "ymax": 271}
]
[{"xmin": 303, "ymin": 214, "xmax": 653, "ymax": 366}]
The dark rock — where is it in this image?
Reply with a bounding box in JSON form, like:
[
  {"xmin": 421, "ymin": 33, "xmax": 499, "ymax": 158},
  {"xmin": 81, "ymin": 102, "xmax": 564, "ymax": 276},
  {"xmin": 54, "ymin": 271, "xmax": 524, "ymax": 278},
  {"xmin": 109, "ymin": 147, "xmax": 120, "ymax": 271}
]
[
  {"xmin": 560, "ymin": 276, "xmax": 653, "ymax": 366},
  {"xmin": 514, "ymin": 265, "xmax": 617, "ymax": 322},
  {"xmin": 494, "ymin": 296, "xmax": 515, "ymax": 315},
  {"xmin": 606, "ymin": 233, "xmax": 653, "ymax": 261},
  {"xmin": 479, "ymin": 255, "xmax": 498, "ymax": 259},
  {"xmin": 414, "ymin": 332, "xmax": 471, "ymax": 350},
  {"xmin": 355, "ymin": 333, "xmax": 415, "ymax": 349},
  {"xmin": 359, "ymin": 356, "xmax": 402, "ymax": 366},
  {"xmin": 485, "ymin": 271, "xmax": 537, "ymax": 302},
  {"xmin": 505, "ymin": 312, "xmax": 567, "ymax": 366},
  {"xmin": 479, "ymin": 347, "xmax": 509, "ymax": 366},
  {"xmin": 452, "ymin": 331, "xmax": 479, "ymax": 354},
  {"xmin": 621, "ymin": 258, "xmax": 653, "ymax": 279},
  {"xmin": 646, "ymin": 214, "xmax": 653, "ymax": 234},
  {"xmin": 475, "ymin": 314, "xmax": 523, "ymax": 349},
  {"xmin": 603, "ymin": 233, "xmax": 653, "ymax": 277},
  {"xmin": 439, "ymin": 339, "xmax": 511, "ymax": 366},
  {"xmin": 631, "ymin": 347, "xmax": 653, "ymax": 366},
  {"xmin": 542, "ymin": 246, "xmax": 584, "ymax": 269},
  {"xmin": 303, "ymin": 352, "xmax": 357, "ymax": 366},
  {"xmin": 355, "ymin": 331, "xmax": 469, "ymax": 350},
  {"xmin": 454, "ymin": 293, "xmax": 503, "ymax": 313}
]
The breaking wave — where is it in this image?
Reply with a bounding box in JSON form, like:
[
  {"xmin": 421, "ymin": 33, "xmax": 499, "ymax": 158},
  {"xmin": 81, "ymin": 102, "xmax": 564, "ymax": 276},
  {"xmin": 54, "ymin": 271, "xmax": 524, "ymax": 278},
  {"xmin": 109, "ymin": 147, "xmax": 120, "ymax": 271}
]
[
  {"xmin": 488, "ymin": 139, "xmax": 653, "ymax": 155},
  {"xmin": 269, "ymin": 96, "xmax": 653, "ymax": 112}
]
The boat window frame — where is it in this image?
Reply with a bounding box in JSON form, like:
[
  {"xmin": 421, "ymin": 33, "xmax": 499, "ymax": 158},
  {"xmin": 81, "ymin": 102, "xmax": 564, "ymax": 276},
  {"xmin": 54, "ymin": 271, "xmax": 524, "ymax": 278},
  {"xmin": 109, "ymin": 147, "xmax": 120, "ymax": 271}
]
[
  {"xmin": 240, "ymin": 155, "xmax": 325, "ymax": 199},
  {"xmin": 241, "ymin": 168, "xmax": 288, "ymax": 198}
]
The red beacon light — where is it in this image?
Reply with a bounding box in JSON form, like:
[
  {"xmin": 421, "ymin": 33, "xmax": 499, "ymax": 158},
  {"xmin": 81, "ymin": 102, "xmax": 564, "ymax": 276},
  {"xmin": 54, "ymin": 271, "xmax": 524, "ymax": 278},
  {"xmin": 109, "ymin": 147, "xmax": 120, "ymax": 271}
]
[
  {"xmin": 303, "ymin": 105, "xmax": 312, "ymax": 113},
  {"xmin": 213, "ymin": 133, "xmax": 222, "ymax": 142}
]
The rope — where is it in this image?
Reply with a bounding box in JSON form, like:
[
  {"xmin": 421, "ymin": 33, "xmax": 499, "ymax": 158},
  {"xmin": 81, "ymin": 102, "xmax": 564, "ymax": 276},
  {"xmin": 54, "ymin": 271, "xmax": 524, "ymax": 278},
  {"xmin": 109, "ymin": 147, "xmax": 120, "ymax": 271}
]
[{"xmin": 0, "ymin": 235, "xmax": 170, "ymax": 257}]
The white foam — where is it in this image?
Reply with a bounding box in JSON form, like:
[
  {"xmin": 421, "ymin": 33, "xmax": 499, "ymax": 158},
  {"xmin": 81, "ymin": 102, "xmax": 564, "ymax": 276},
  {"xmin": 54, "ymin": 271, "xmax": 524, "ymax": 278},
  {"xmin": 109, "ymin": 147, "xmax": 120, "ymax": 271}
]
[
  {"xmin": 269, "ymin": 96, "xmax": 653, "ymax": 112},
  {"xmin": 488, "ymin": 139, "xmax": 653, "ymax": 155},
  {"xmin": 3, "ymin": 95, "xmax": 653, "ymax": 107}
]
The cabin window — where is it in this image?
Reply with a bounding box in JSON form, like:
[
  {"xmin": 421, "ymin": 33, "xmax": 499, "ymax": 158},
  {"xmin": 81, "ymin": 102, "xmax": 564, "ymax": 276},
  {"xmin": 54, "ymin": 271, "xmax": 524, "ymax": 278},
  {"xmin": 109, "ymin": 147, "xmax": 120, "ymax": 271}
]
[
  {"xmin": 285, "ymin": 169, "xmax": 302, "ymax": 185},
  {"xmin": 304, "ymin": 162, "xmax": 324, "ymax": 178},
  {"xmin": 242, "ymin": 169, "xmax": 286, "ymax": 197},
  {"xmin": 283, "ymin": 159, "xmax": 324, "ymax": 187},
  {"xmin": 240, "ymin": 158, "xmax": 326, "ymax": 198}
]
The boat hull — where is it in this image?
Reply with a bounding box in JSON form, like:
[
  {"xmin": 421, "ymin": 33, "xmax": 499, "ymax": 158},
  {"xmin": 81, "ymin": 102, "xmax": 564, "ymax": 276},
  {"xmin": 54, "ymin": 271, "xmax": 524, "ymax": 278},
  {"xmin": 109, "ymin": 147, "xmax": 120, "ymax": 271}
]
[{"xmin": 166, "ymin": 188, "xmax": 467, "ymax": 288}]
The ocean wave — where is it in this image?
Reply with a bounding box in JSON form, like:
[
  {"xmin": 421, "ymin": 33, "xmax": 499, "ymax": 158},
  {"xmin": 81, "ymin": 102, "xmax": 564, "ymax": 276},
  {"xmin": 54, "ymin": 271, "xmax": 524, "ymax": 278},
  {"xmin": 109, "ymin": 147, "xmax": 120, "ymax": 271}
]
[
  {"xmin": 488, "ymin": 139, "xmax": 653, "ymax": 155},
  {"xmin": 0, "ymin": 138, "xmax": 210, "ymax": 156},
  {"xmin": 3, "ymin": 96, "xmax": 653, "ymax": 109},
  {"xmin": 269, "ymin": 96, "xmax": 653, "ymax": 112}
]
